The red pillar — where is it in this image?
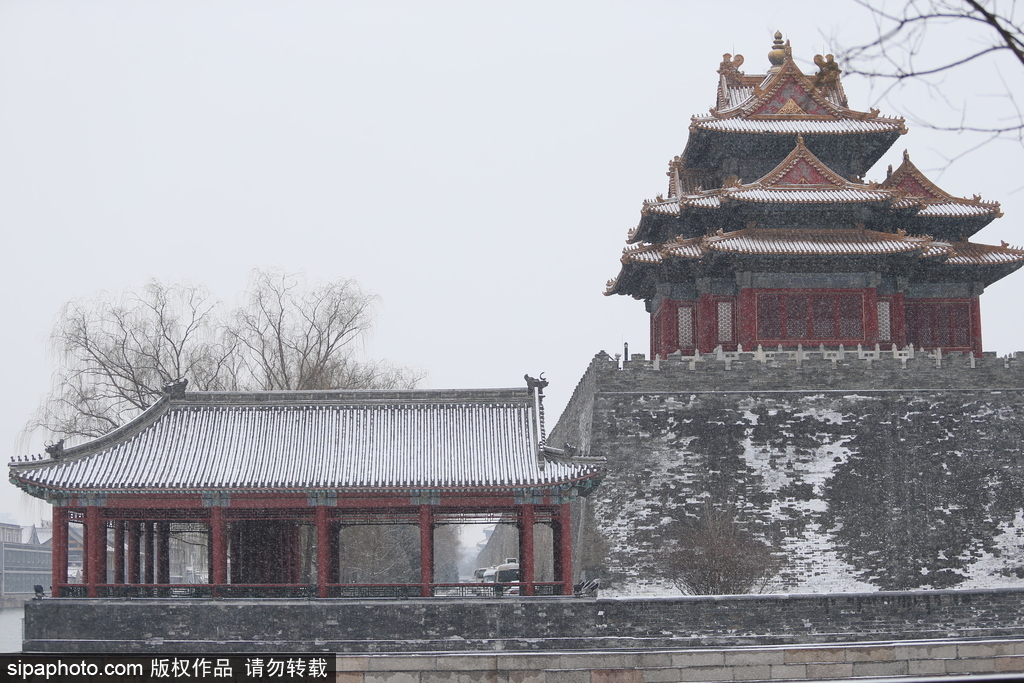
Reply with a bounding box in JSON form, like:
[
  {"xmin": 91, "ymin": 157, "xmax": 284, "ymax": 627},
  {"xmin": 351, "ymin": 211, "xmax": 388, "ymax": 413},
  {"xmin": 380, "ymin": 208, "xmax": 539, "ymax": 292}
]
[
  {"xmin": 316, "ymin": 507, "xmax": 330, "ymax": 598},
  {"xmin": 291, "ymin": 523, "xmax": 302, "ymax": 584},
  {"xmin": 229, "ymin": 524, "xmax": 241, "ymax": 584},
  {"xmin": 892, "ymin": 292, "xmax": 907, "ymax": 348},
  {"xmin": 555, "ymin": 503, "xmax": 573, "ymax": 594},
  {"xmin": 51, "ymin": 507, "xmax": 68, "ymax": 595},
  {"xmin": 113, "ymin": 520, "xmax": 125, "ymax": 584},
  {"xmin": 329, "ymin": 522, "xmax": 340, "ymax": 584},
  {"xmin": 737, "ymin": 289, "xmax": 756, "ymax": 350},
  {"xmin": 419, "ymin": 506, "xmax": 433, "ymax": 597},
  {"xmin": 519, "ymin": 505, "xmax": 535, "ymax": 596},
  {"xmin": 971, "ymin": 296, "xmax": 984, "ymax": 355},
  {"xmin": 157, "ymin": 522, "xmax": 171, "ymax": 584},
  {"xmin": 144, "ymin": 523, "xmax": 155, "ymax": 584},
  {"xmin": 211, "ymin": 507, "xmax": 227, "ymax": 590},
  {"xmin": 863, "ymin": 288, "xmax": 879, "ymax": 346},
  {"xmin": 649, "ymin": 309, "xmax": 656, "ymax": 359},
  {"xmin": 127, "ymin": 522, "xmax": 140, "ymax": 584},
  {"xmin": 697, "ymin": 294, "xmax": 716, "ymax": 353},
  {"xmin": 653, "ymin": 301, "xmax": 679, "ymax": 358},
  {"xmin": 85, "ymin": 506, "xmax": 104, "ymax": 597}
]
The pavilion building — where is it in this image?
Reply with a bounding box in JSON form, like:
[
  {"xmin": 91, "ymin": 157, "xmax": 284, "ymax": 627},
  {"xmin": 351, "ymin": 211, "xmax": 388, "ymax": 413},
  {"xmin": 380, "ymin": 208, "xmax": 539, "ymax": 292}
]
[
  {"xmin": 605, "ymin": 32, "xmax": 1024, "ymax": 358},
  {"xmin": 8, "ymin": 379, "xmax": 602, "ymax": 599}
]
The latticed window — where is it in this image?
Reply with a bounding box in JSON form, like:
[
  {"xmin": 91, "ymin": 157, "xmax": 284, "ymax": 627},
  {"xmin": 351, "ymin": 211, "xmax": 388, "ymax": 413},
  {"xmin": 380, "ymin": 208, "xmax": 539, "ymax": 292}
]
[
  {"xmin": 905, "ymin": 301, "xmax": 971, "ymax": 349},
  {"xmin": 877, "ymin": 300, "xmax": 892, "ymax": 342},
  {"xmin": 677, "ymin": 306, "xmax": 695, "ymax": 349},
  {"xmin": 756, "ymin": 292, "xmax": 864, "ymax": 342},
  {"xmin": 838, "ymin": 296, "xmax": 861, "ymax": 338},
  {"xmin": 757, "ymin": 295, "xmax": 782, "ymax": 339},
  {"xmin": 717, "ymin": 301, "xmax": 734, "ymax": 343}
]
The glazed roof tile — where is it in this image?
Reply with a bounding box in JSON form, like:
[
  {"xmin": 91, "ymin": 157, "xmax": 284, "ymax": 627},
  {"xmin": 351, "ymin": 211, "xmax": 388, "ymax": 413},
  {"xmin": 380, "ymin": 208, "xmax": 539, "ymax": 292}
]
[
  {"xmin": 9, "ymin": 389, "xmax": 600, "ymax": 495},
  {"xmin": 917, "ymin": 202, "xmax": 998, "ymax": 218},
  {"xmin": 699, "ymin": 56, "xmax": 905, "ymax": 135},
  {"xmin": 728, "ymin": 137, "xmax": 890, "ymax": 204},
  {"xmin": 621, "ymin": 229, "xmax": 930, "ymax": 262},
  {"xmin": 879, "ymin": 152, "xmax": 1001, "ymax": 219},
  {"xmin": 729, "ymin": 188, "xmax": 890, "ymax": 203},
  {"xmin": 704, "ymin": 228, "xmax": 928, "ymax": 256},
  {"xmin": 692, "ymin": 117, "xmax": 904, "ymax": 134},
  {"xmin": 945, "ymin": 242, "xmax": 1024, "ymax": 265},
  {"xmin": 622, "ymin": 241, "xmax": 667, "ymax": 263},
  {"xmin": 725, "ymin": 84, "xmax": 755, "ymax": 109},
  {"xmin": 922, "ymin": 241, "xmax": 952, "ymax": 259},
  {"xmin": 618, "ymin": 229, "xmax": 1023, "ymax": 265},
  {"xmin": 645, "ymin": 200, "xmax": 683, "ymax": 215}
]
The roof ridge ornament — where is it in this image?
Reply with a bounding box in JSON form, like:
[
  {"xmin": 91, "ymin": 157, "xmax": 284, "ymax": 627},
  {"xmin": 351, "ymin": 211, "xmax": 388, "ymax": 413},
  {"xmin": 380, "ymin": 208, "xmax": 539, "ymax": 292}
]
[
  {"xmin": 44, "ymin": 439, "xmax": 65, "ymax": 460},
  {"xmin": 768, "ymin": 31, "xmax": 787, "ymax": 72},
  {"xmin": 162, "ymin": 378, "xmax": 188, "ymax": 398},
  {"xmin": 813, "ymin": 53, "xmax": 841, "ymax": 87}
]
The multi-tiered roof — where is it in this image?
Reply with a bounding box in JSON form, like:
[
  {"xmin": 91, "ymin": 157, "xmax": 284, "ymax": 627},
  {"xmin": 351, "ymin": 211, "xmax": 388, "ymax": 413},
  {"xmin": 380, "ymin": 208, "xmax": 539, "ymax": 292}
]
[{"xmin": 606, "ymin": 33, "xmax": 1022, "ymax": 356}]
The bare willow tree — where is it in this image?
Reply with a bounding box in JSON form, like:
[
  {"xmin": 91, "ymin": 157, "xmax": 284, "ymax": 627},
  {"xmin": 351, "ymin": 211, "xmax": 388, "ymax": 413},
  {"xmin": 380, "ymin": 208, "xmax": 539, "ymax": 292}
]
[
  {"xmin": 33, "ymin": 269, "xmax": 423, "ymax": 441},
  {"xmin": 838, "ymin": 0, "xmax": 1024, "ymax": 149},
  {"xmin": 661, "ymin": 502, "xmax": 778, "ymax": 596},
  {"xmin": 230, "ymin": 269, "xmax": 417, "ymax": 391},
  {"xmin": 35, "ymin": 280, "xmax": 239, "ymax": 439}
]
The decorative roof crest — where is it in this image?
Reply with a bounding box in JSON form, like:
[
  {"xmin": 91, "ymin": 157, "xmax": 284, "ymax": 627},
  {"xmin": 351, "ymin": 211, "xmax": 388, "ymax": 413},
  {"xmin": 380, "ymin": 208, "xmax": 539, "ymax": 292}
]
[
  {"xmin": 813, "ymin": 53, "xmax": 842, "ymax": 87},
  {"xmin": 880, "ymin": 150, "xmax": 1000, "ymax": 214},
  {"xmin": 767, "ymin": 31, "xmax": 787, "ymax": 71},
  {"xmin": 752, "ymin": 135, "xmax": 867, "ymax": 189}
]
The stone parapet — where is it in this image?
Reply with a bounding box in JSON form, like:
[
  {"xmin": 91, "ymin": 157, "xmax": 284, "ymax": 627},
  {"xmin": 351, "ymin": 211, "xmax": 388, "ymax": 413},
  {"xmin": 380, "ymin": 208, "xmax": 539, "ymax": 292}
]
[
  {"xmin": 594, "ymin": 346, "xmax": 1024, "ymax": 393},
  {"xmin": 335, "ymin": 639, "xmax": 1024, "ymax": 682}
]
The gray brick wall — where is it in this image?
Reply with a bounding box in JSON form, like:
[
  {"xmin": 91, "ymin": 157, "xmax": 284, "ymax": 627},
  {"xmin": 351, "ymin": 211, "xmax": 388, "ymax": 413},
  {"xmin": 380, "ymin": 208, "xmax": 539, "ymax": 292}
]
[
  {"xmin": 22, "ymin": 589, "xmax": 1024, "ymax": 653},
  {"xmin": 549, "ymin": 349, "xmax": 1024, "ymax": 594}
]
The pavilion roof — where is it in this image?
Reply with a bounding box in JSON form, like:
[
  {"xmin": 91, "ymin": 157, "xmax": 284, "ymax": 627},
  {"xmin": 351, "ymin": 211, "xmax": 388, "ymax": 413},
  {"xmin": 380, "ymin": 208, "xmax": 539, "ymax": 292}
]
[
  {"xmin": 9, "ymin": 387, "xmax": 602, "ymax": 498},
  {"xmin": 693, "ymin": 49, "xmax": 906, "ymax": 137},
  {"xmin": 618, "ymin": 228, "xmax": 929, "ymax": 267},
  {"xmin": 606, "ymin": 229, "xmax": 1024, "ymax": 297},
  {"xmin": 632, "ymin": 138, "xmax": 892, "ymax": 243},
  {"xmin": 879, "ymin": 151, "xmax": 1002, "ymax": 221},
  {"xmin": 704, "ymin": 228, "xmax": 928, "ymax": 256}
]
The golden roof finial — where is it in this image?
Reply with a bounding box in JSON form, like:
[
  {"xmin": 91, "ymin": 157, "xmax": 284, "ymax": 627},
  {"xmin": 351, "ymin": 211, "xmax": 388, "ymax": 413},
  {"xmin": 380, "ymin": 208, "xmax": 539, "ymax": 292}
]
[{"xmin": 768, "ymin": 30, "xmax": 786, "ymax": 71}]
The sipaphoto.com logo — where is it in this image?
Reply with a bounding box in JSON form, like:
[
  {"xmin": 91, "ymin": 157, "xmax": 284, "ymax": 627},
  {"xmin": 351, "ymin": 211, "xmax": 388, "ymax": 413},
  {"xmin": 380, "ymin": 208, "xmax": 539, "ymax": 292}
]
[
  {"xmin": 7, "ymin": 657, "xmax": 142, "ymax": 679},
  {"xmin": 0, "ymin": 654, "xmax": 334, "ymax": 682}
]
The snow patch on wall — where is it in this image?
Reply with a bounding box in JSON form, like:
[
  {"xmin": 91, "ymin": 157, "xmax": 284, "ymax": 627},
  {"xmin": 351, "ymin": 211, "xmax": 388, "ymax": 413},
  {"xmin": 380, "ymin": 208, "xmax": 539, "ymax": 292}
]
[{"xmin": 960, "ymin": 510, "xmax": 1024, "ymax": 589}]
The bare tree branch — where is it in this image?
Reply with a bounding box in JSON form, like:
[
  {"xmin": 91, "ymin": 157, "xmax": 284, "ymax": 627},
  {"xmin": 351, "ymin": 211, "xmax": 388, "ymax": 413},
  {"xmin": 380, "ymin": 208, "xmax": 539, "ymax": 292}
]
[
  {"xmin": 838, "ymin": 0, "xmax": 1024, "ymax": 144},
  {"xmin": 31, "ymin": 269, "xmax": 423, "ymax": 442}
]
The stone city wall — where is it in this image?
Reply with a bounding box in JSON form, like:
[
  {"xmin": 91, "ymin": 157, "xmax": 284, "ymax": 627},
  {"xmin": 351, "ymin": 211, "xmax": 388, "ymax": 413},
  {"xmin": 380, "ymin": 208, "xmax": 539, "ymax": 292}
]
[
  {"xmin": 335, "ymin": 639, "xmax": 1024, "ymax": 682},
  {"xmin": 20, "ymin": 588, "xmax": 1024, "ymax": 653},
  {"xmin": 548, "ymin": 349, "xmax": 1024, "ymax": 594}
]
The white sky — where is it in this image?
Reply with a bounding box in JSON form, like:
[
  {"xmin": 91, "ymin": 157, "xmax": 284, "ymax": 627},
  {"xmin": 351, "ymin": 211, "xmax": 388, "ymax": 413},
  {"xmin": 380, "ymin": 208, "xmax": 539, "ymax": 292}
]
[{"xmin": 2, "ymin": 1, "xmax": 1022, "ymax": 525}]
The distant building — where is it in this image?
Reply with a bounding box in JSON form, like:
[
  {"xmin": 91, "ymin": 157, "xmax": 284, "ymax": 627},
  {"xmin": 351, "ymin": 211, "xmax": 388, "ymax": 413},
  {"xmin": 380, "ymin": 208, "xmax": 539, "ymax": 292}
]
[
  {"xmin": 0, "ymin": 523, "xmax": 51, "ymax": 601},
  {"xmin": 0, "ymin": 523, "xmax": 19, "ymax": 544}
]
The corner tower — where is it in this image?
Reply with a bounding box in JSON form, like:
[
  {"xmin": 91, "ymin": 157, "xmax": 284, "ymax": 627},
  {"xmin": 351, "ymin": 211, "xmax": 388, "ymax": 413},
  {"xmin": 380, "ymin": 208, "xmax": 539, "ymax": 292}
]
[{"xmin": 605, "ymin": 33, "xmax": 1023, "ymax": 358}]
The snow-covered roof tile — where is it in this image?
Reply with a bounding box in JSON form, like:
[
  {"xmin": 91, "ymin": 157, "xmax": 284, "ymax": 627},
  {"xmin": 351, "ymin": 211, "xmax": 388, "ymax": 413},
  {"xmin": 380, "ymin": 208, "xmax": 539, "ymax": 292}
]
[
  {"xmin": 10, "ymin": 389, "xmax": 599, "ymax": 494},
  {"xmin": 692, "ymin": 118, "xmax": 904, "ymax": 134},
  {"xmin": 705, "ymin": 229, "xmax": 927, "ymax": 256},
  {"xmin": 945, "ymin": 242, "xmax": 1024, "ymax": 265},
  {"xmin": 917, "ymin": 201, "xmax": 1000, "ymax": 218},
  {"xmin": 729, "ymin": 188, "xmax": 890, "ymax": 203}
]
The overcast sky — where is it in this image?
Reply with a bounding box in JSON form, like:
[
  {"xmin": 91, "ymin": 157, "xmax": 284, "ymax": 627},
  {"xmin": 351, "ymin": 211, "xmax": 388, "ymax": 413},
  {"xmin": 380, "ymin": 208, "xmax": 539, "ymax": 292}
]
[{"xmin": 2, "ymin": 1, "xmax": 1022, "ymax": 525}]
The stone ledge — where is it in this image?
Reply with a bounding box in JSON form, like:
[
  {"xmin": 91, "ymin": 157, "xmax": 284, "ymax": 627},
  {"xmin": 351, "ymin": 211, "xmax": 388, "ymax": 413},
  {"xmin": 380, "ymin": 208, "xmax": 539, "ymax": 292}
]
[{"xmin": 335, "ymin": 638, "xmax": 1024, "ymax": 682}]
